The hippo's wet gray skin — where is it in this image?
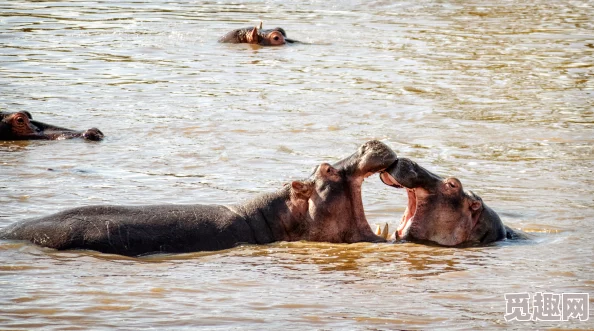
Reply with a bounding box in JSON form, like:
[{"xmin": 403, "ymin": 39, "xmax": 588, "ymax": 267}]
[
  {"xmin": 218, "ymin": 23, "xmax": 298, "ymax": 46},
  {"xmin": 0, "ymin": 111, "xmax": 104, "ymax": 141},
  {"xmin": 379, "ymin": 158, "xmax": 526, "ymax": 246},
  {"xmin": 0, "ymin": 140, "xmax": 397, "ymax": 256}
]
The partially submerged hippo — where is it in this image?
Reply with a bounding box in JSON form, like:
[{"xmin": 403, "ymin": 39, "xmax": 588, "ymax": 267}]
[
  {"xmin": 379, "ymin": 158, "xmax": 526, "ymax": 246},
  {"xmin": 0, "ymin": 140, "xmax": 397, "ymax": 256},
  {"xmin": 218, "ymin": 22, "xmax": 298, "ymax": 46},
  {"xmin": 0, "ymin": 111, "xmax": 104, "ymax": 141}
]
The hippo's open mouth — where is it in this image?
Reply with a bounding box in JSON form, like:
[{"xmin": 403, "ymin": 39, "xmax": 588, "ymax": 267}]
[{"xmin": 380, "ymin": 172, "xmax": 417, "ymax": 240}]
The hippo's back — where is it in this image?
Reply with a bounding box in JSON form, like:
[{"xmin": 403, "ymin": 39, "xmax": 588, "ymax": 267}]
[{"xmin": 0, "ymin": 204, "xmax": 257, "ymax": 256}]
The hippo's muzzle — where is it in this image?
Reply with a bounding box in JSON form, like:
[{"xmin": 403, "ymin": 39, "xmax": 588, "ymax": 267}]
[{"xmin": 333, "ymin": 140, "xmax": 398, "ymax": 179}]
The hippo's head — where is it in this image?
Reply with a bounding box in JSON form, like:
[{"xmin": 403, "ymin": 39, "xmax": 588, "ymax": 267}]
[
  {"xmin": 379, "ymin": 158, "xmax": 506, "ymax": 246},
  {"xmin": 218, "ymin": 23, "xmax": 298, "ymax": 46},
  {"xmin": 305, "ymin": 140, "xmax": 398, "ymax": 243},
  {"xmin": 239, "ymin": 26, "xmax": 287, "ymax": 46},
  {"xmin": 0, "ymin": 111, "xmax": 104, "ymax": 141}
]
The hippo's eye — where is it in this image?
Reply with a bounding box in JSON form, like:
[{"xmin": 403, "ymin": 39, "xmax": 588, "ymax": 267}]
[
  {"xmin": 15, "ymin": 116, "xmax": 26, "ymax": 125},
  {"xmin": 268, "ymin": 32, "xmax": 284, "ymax": 44},
  {"xmin": 446, "ymin": 181, "xmax": 457, "ymax": 189}
]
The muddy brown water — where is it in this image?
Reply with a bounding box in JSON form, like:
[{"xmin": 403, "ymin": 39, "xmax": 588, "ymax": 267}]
[{"xmin": 1, "ymin": 1, "xmax": 593, "ymax": 330}]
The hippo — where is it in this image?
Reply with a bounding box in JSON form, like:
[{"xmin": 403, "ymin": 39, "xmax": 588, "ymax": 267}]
[
  {"xmin": 0, "ymin": 111, "xmax": 104, "ymax": 141},
  {"xmin": 218, "ymin": 22, "xmax": 298, "ymax": 46},
  {"xmin": 0, "ymin": 140, "xmax": 397, "ymax": 256},
  {"xmin": 378, "ymin": 158, "xmax": 527, "ymax": 246}
]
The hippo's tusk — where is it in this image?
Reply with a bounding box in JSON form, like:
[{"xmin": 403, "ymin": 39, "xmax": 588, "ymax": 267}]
[
  {"xmin": 375, "ymin": 223, "xmax": 389, "ymax": 239},
  {"xmin": 259, "ymin": 21, "xmax": 263, "ymax": 29},
  {"xmin": 381, "ymin": 223, "xmax": 389, "ymax": 239}
]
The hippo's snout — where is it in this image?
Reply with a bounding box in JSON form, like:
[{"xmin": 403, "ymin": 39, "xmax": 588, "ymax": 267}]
[
  {"xmin": 355, "ymin": 140, "xmax": 398, "ymax": 175},
  {"xmin": 83, "ymin": 128, "xmax": 104, "ymax": 141},
  {"xmin": 381, "ymin": 158, "xmax": 442, "ymax": 189},
  {"xmin": 333, "ymin": 140, "xmax": 396, "ymax": 176}
]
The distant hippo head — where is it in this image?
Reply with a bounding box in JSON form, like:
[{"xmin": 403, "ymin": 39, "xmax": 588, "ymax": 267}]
[
  {"xmin": 0, "ymin": 111, "xmax": 104, "ymax": 141},
  {"xmin": 218, "ymin": 22, "xmax": 298, "ymax": 46},
  {"xmin": 379, "ymin": 158, "xmax": 507, "ymax": 246},
  {"xmin": 306, "ymin": 140, "xmax": 398, "ymax": 243}
]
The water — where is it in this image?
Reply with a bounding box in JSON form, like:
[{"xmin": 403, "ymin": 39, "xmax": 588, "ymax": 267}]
[{"xmin": 1, "ymin": 0, "xmax": 593, "ymax": 329}]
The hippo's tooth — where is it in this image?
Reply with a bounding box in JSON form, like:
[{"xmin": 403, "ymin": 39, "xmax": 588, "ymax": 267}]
[
  {"xmin": 375, "ymin": 225, "xmax": 382, "ymax": 236},
  {"xmin": 380, "ymin": 223, "xmax": 389, "ymax": 239},
  {"xmin": 259, "ymin": 21, "xmax": 263, "ymax": 29},
  {"xmin": 375, "ymin": 223, "xmax": 389, "ymax": 239}
]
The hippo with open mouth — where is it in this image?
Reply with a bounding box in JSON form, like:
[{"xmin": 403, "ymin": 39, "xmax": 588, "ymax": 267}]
[
  {"xmin": 218, "ymin": 22, "xmax": 299, "ymax": 46},
  {"xmin": 0, "ymin": 140, "xmax": 396, "ymax": 256},
  {"xmin": 0, "ymin": 111, "xmax": 104, "ymax": 141},
  {"xmin": 379, "ymin": 158, "xmax": 526, "ymax": 246}
]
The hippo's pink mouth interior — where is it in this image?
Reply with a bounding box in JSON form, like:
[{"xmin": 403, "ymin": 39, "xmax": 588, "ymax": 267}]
[
  {"xmin": 380, "ymin": 172, "xmax": 418, "ymax": 239},
  {"xmin": 397, "ymin": 189, "xmax": 417, "ymax": 239}
]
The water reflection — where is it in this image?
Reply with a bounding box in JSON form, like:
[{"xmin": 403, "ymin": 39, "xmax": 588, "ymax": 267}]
[{"xmin": 0, "ymin": 140, "xmax": 33, "ymax": 151}]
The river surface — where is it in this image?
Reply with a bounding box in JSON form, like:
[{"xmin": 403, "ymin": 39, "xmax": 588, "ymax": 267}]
[{"xmin": 1, "ymin": 0, "xmax": 593, "ymax": 330}]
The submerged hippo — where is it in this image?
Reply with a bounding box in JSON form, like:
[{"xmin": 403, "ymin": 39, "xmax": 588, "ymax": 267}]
[
  {"xmin": 218, "ymin": 22, "xmax": 298, "ymax": 46},
  {"xmin": 378, "ymin": 158, "xmax": 526, "ymax": 246},
  {"xmin": 0, "ymin": 140, "xmax": 396, "ymax": 256},
  {"xmin": 0, "ymin": 111, "xmax": 104, "ymax": 141}
]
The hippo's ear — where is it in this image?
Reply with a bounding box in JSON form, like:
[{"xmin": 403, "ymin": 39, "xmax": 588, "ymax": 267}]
[
  {"xmin": 291, "ymin": 181, "xmax": 313, "ymax": 199},
  {"xmin": 470, "ymin": 199, "xmax": 482, "ymax": 212},
  {"xmin": 23, "ymin": 111, "xmax": 33, "ymax": 119},
  {"xmin": 249, "ymin": 26, "xmax": 259, "ymax": 43},
  {"xmin": 467, "ymin": 190, "xmax": 483, "ymax": 212}
]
